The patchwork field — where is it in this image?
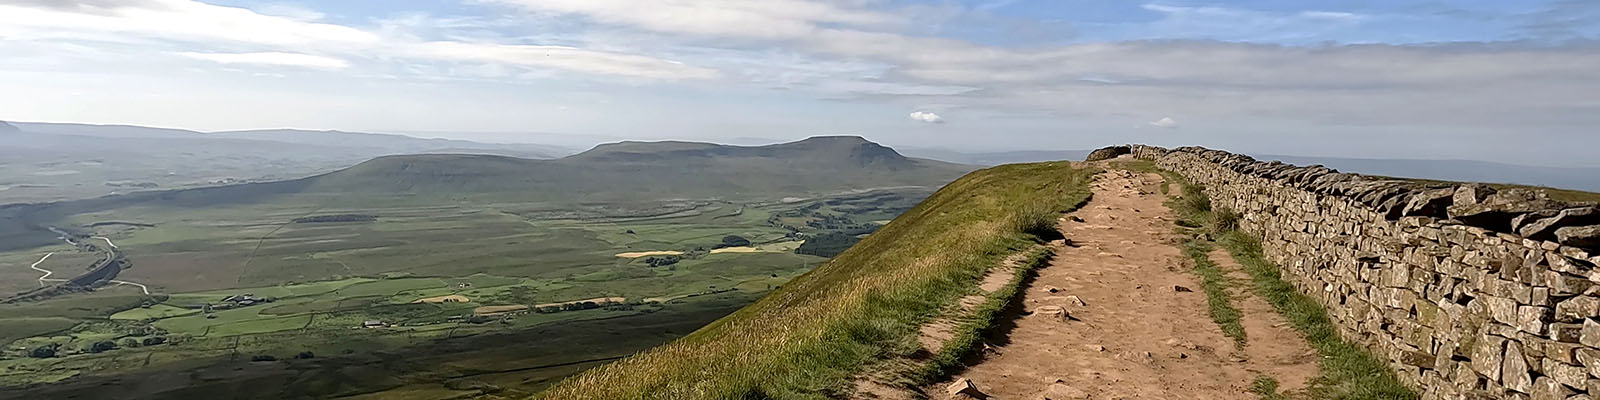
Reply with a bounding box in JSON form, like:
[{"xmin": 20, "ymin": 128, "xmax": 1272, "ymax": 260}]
[{"xmin": 0, "ymin": 188, "xmax": 931, "ymax": 396}]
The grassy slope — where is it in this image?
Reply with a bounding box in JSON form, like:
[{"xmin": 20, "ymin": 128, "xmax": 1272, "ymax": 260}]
[{"xmin": 538, "ymin": 162, "xmax": 1094, "ymax": 400}]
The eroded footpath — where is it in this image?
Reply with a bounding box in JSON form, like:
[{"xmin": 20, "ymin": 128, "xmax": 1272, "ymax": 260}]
[{"xmin": 926, "ymin": 168, "xmax": 1318, "ymax": 399}]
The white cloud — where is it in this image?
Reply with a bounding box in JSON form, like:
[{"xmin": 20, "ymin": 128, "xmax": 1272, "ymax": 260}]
[
  {"xmin": 909, "ymin": 111, "xmax": 944, "ymax": 124},
  {"xmin": 0, "ymin": 0, "xmax": 721, "ymax": 81},
  {"xmin": 405, "ymin": 42, "xmax": 719, "ymax": 81},
  {"xmin": 481, "ymin": 0, "xmax": 905, "ymax": 40},
  {"xmin": 0, "ymin": 0, "xmax": 379, "ymax": 46},
  {"xmin": 178, "ymin": 52, "xmax": 350, "ymax": 70},
  {"xmin": 1149, "ymin": 117, "xmax": 1178, "ymax": 128}
]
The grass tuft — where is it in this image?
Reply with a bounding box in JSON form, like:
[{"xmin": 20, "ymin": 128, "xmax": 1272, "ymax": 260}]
[
  {"xmin": 1213, "ymin": 207, "xmax": 1241, "ymax": 233},
  {"xmin": 1250, "ymin": 375, "xmax": 1288, "ymax": 400},
  {"xmin": 1180, "ymin": 239, "xmax": 1246, "ymax": 347}
]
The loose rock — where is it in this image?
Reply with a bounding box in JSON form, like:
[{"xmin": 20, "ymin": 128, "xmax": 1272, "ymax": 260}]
[{"xmin": 946, "ymin": 378, "xmax": 987, "ymax": 399}]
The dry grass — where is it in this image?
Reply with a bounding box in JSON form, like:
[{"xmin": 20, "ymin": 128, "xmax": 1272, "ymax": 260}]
[{"xmin": 536, "ymin": 162, "xmax": 1095, "ymax": 400}]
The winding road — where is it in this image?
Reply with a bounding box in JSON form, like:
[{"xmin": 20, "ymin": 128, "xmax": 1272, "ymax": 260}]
[
  {"xmin": 28, "ymin": 231, "xmax": 152, "ymax": 295},
  {"xmin": 29, "ymin": 252, "xmax": 65, "ymax": 286},
  {"xmin": 110, "ymin": 280, "xmax": 150, "ymax": 295}
]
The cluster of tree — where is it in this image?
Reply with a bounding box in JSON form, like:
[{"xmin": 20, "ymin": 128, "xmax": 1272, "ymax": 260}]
[
  {"xmin": 643, "ymin": 255, "xmax": 680, "ymax": 267},
  {"xmin": 29, "ymin": 344, "xmax": 60, "ymax": 358},
  {"xmin": 765, "ymin": 215, "xmax": 803, "ymax": 232},
  {"xmin": 535, "ymin": 301, "xmax": 603, "ymax": 314},
  {"xmin": 89, "ymin": 341, "xmax": 117, "ymax": 353},
  {"xmin": 292, "ymin": 214, "xmax": 378, "ymax": 224},
  {"xmin": 717, "ymin": 235, "xmax": 751, "ymax": 248},
  {"xmin": 795, "ymin": 232, "xmax": 862, "ymax": 258}
]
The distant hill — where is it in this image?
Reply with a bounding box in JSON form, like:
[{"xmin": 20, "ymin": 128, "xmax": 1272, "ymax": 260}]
[
  {"xmin": 1256, "ymin": 154, "xmax": 1600, "ymax": 192},
  {"xmin": 9, "ymin": 122, "xmax": 203, "ymax": 139},
  {"xmin": 308, "ymin": 136, "xmax": 970, "ymax": 201},
  {"xmin": 0, "ymin": 122, "xmax": 574, "ymax": 202},
  {"xmin": 0, "ymin": 121, "xmax": 19, "ymax": 135},
  {"xmin": 899, "ymin": 148, "xmax": 1092, "ymax": 166},
  {"xmin": 208, "ymin": 129, "xmax": 567, "ymax": 159},
  {"xmin": 1, "ymin": 137, "xmax": 973, "ymax": 250}
]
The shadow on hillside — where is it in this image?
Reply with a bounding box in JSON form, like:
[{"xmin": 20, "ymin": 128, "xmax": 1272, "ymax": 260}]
[{"xmin": 960, "ymin": 246, "xmax": 1052, "ymax": 366}]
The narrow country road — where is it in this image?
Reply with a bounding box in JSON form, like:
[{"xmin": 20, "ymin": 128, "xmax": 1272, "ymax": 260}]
[
  {"xmin": 29, "ymin": 252, "xmax": 63, "ymax": 286},
  {"xmin": 111, "ymin": 280, "xmax": 150, "ymax": 295}
]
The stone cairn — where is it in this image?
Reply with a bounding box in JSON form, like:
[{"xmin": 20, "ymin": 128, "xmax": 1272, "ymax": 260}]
[{"xmin": 1119, "ymin": 144, "xmax": 1600, "ymax": 400}]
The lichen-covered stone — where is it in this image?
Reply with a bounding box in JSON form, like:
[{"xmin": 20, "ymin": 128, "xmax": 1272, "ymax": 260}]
[
  {"xmin": 1555, "ymin": 297, "xmax": 1600, "ymax": 323},
  {"xmin": 1556, "ymin": 225, "xmax": 1600, "ymax": 249},
  {"xmin": 1505, "ymin": 341, "xmax": 1534, "ymax": 393},
  {"xmin": 1084, "ymin": 145, "xmax": 1131, "ymax": 162}
]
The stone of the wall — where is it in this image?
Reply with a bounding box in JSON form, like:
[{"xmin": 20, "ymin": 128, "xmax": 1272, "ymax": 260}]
[{"xmin": 1125, "ymin": 145, "xmax": 1600, "ymax": 400}]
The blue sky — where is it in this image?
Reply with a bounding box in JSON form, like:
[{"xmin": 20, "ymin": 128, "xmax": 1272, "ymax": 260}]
[{"xmin": 1, "ymin": 0, "xmax": 1598, "ymax": 165}]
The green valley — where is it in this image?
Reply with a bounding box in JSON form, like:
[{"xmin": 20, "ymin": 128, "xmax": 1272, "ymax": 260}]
[{"xmin": 0, "ymin": 137, "xmax": 970, "ymax": 399}]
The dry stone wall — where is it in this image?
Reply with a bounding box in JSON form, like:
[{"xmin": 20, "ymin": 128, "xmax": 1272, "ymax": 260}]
[{"xmin": 1127, "ymin": 145, "xmax": 1600, "ymax": 400}]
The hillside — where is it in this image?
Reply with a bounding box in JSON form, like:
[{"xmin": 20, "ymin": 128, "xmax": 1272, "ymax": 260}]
[
  {"xmin": 207, "ymin": 129, "xmax": 567, "ymax": 159},
  {"xmin": 538, "ymin": 161, "xmax": 1093, "ymax": 399}
]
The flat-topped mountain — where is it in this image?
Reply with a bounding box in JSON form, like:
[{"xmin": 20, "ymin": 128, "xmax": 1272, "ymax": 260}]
[
  {"xmin": 308, "ymin": 136, "xmax": 968, "ymax": 200},
  {"xmin": 570, "ymin": 136, "xmax": 919, "ymax": 169}
]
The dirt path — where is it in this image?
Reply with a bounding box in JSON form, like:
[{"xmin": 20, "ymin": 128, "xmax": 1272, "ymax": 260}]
[{"xmin": 926, "ymin": 168, "xmax": 1319, "ymax": 400}]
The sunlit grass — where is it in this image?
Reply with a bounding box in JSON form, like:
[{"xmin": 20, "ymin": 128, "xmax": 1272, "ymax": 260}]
[{"xmin": 537, "ymin": 162, "xmax": 1096, "ymax": 399}]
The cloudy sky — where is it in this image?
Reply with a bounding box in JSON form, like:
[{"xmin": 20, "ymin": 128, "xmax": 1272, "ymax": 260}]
[{"xmin": 2, "ymin": 0, "xmax": 1598, "ymax": 165}]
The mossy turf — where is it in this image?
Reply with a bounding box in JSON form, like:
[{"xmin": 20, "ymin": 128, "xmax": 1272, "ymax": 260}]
[{"xmin": 539, "ymin": 162, "xmax": 1096, "ymax": 400}]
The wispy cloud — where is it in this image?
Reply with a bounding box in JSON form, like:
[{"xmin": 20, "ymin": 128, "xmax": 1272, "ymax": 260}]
[
  {"xmin": 177, "ymin": 52, "xmax": 350, "ymax": 70},
  {"xmin": 0, "ymin": 0, "xmax": 718, "ymax": 81}
]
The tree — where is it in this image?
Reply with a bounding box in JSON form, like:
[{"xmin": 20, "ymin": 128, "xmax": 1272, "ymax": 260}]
[
  {"xmin": 295, "ymin": 351, "xmax": 316, "ymax": 359},
  {"xmin": 250, "ymin": 355, "xmax": 277, "ymax": 362},
  {"xmin": 141, "ymin": 336, "xmax": 167, "ymax": 346},
  {"xmin": 29, "ymin": 344, "xmax": 59, "ymax": 358},
  {"xmin": 89, "ymin": 341, "xmax": 117, "ymax": 353}
]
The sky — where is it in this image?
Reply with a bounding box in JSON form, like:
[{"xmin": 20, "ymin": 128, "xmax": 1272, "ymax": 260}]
[{"xmin": 1, "ymin": 0, "xmax": 1598, "ymax": 166}]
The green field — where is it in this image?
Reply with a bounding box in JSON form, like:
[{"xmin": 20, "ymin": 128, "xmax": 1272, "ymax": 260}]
[{"xmin": 0, "ymin": 187, "xmax": 930, "ymax": 395}]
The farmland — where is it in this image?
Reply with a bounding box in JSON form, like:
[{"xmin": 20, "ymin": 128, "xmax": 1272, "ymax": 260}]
[{"xmin": 0, "ymin": 187, "xmax": 932, "ymax": 397}]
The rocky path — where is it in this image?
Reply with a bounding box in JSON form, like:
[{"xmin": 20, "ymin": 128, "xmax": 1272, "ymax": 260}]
[{"xmin": 928, "ymin": 168, "xmax": 1318, "ymax": 399}]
